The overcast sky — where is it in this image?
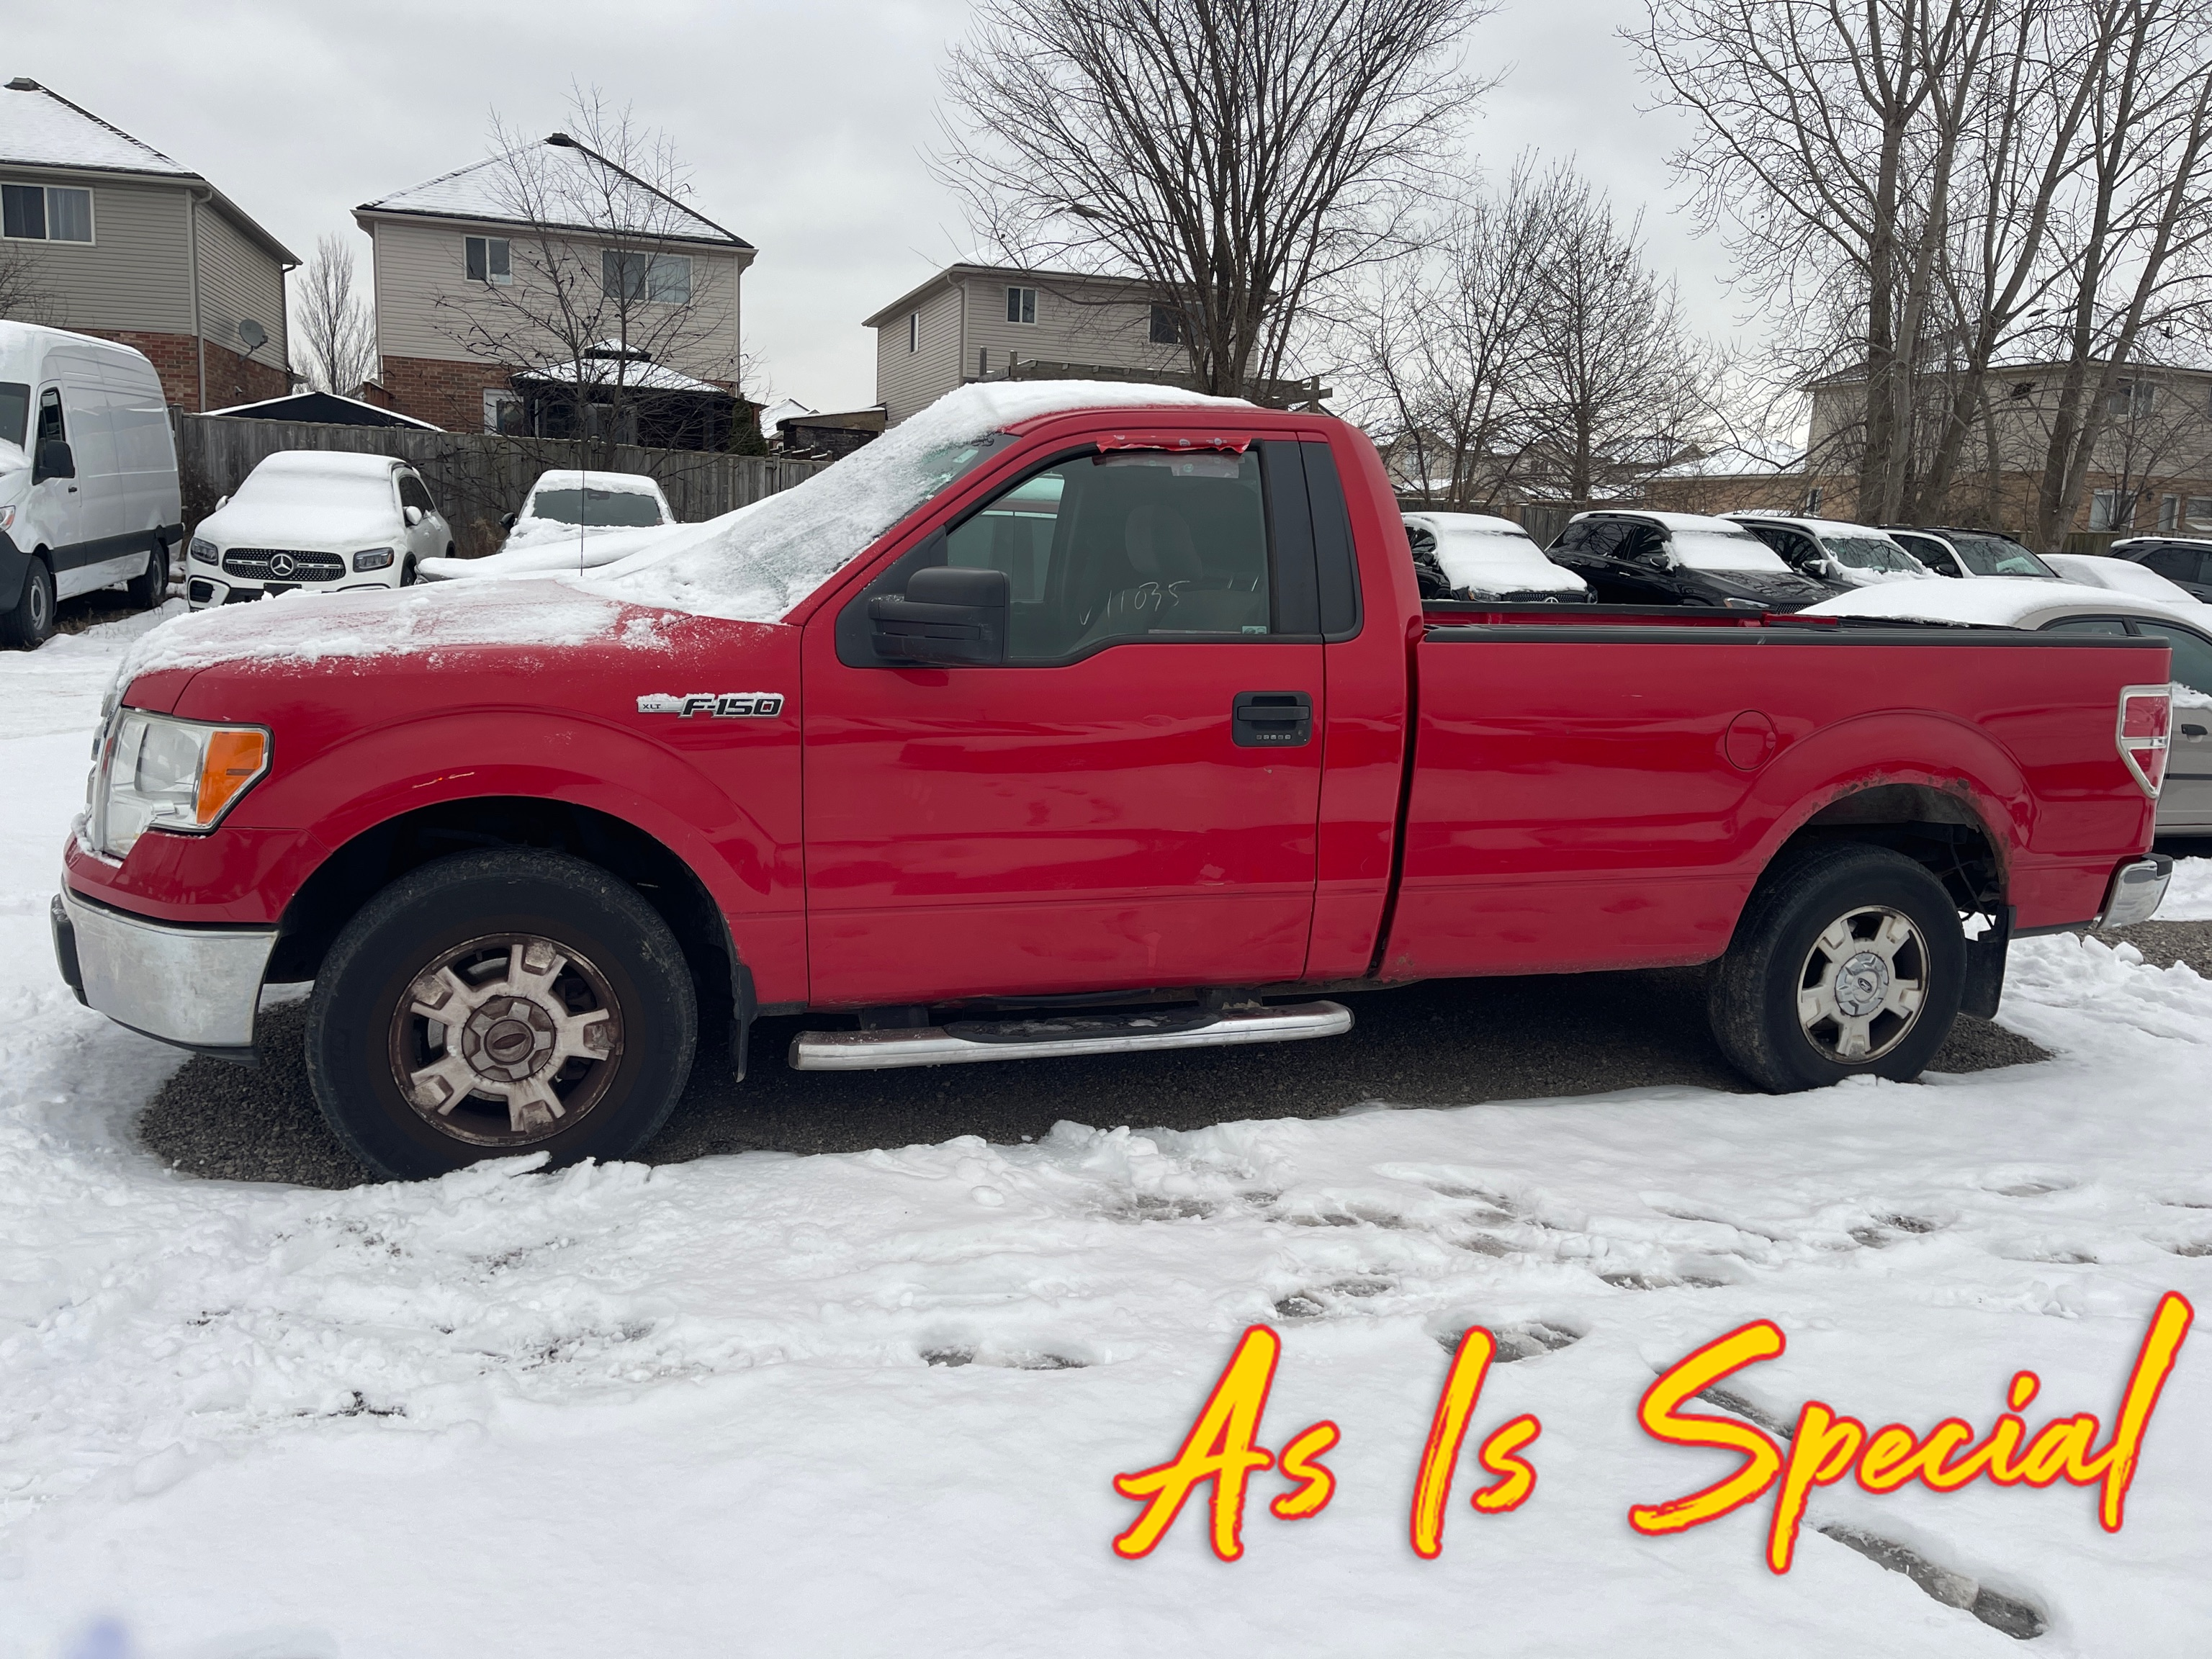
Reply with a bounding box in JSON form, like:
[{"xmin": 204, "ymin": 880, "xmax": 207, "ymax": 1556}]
[{"xmin": 12, "ymin": 0, "xmax": 1736, "ymax": 413}]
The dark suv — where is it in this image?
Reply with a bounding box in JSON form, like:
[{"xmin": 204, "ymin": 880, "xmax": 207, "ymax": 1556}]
[
  {"xmin": 2108, "ymin": 536, "xmax": 2212, "ymax": 601},
  {"xmin": 1545, "ymin": 511, "xmax": 1837, "ymax": 609}
]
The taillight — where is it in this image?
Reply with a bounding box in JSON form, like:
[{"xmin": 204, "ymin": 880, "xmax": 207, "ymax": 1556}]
[{"xmin": 2118, "ymin": 684, "xmax": 2172, "ymax": 797}]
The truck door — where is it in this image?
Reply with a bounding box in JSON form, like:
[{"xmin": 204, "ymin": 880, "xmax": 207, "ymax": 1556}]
[{"xmin": 800, "ymin": 439, "xmax": 1327, "ymax": 1007}]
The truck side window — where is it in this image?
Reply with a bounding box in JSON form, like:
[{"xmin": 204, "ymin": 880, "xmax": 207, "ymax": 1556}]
[{"xmin": 843, "ymin": 446, "xmax": 1277, "ymax": 665}]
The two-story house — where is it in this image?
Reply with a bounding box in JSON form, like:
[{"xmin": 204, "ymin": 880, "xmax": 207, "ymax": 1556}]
[
  {"xmin": 0, "ymin": 78, "xmax": 295, "ymax": 410},
  {"xmin": 354, "ymin": 135, "xmax": 755, "ymax": 439},
  {"xmin": 865, "ymin": 264, "xmax": 1193, "ymax": 426}
]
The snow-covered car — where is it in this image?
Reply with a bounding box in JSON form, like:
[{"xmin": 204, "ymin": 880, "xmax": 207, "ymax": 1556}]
[
  {"xmin": 2044, "ymin": 551, "xmax": 2205, "ymax": 606},
  {"xmin": 1545, "ymin": 510, "xmax": 1836, "ymax": 608},
  {"xmin": 1725, "ymin": 513, "xmax": 1930, "ymax": 587},
  {"xmin": 186, "ymin": 453, "xmax": 451, "ymax": 608},
  {"xmin": 2107, "ymin": 535, "xmax": 2212, "ymax": 602},
  {"xmin": 421, "ymin": 469, "xmax": 676, "ymax": 582},
  {"xmin": 1401, "ymin": 511, "xmax": 1590, "ymax": 602},
  {"xmin": 1881, "ymin": 526, "xmax": 2060, "ymax": 580},
  {"xmin": 1805, "ymin": 577, "xmax": 2212, "ymax": 833}
]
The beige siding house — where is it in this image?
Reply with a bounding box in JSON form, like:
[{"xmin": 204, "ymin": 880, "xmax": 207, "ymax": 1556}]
[
  {"xmin": 0, "ymin": 77, "xmax": 295, "ymax": 409},
  {"xmin": 354, "ymin": 136, "xmax": 754, "ymax": 436},
  {"xmin": 865, "ymin": 264, "xmax": 1189, "ymax": 425}
]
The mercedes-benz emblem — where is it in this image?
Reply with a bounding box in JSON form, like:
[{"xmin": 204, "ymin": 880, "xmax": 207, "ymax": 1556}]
[{"xmin": 268, "ymin": 552, "xmax": 296, "ymax": 579}]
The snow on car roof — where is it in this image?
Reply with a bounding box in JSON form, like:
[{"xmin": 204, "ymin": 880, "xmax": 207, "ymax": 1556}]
[
  {"xmin": 1403, "ymin": 511, "xmax": 1529, "ymax": 538},
  {"xmin": 2044, "ymin": 552, "xmax": 2205, "ymax": 606},
  {"xmin": 578, "ymin": 379, "xmax": 1251, "ymax": 623},
  {"xmin": 1725, "ymin": 513, "xmax": 1902, "ymax": 540},
  {"xmin": 1802, "ymin": 575, "xmax": 2207, "ymax": 630},
  {"xmin": 528, "ymin": 470, "xmax": 663, "ymax": 497},
  {"xmin": 1576, "ymin": 508, "xmax": 1756, "ymax": 534},
  {"xmin": 247, "ymin": 451, "xmax": 400, "ymax": 480}
]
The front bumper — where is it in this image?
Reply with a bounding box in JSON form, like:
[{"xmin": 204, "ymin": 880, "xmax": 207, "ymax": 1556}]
[
  {"xmin": 2098, "ymin": 855, "xmax": 2172, "ymax": 929},
  {"xmin": 53, "ymin": 888, "xmax": 276, "ymax": 1055}
]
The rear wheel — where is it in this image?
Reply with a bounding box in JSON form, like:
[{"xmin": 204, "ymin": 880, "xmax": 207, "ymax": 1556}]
[
  {"xmin": 125, "ymin": 541, "xmax": 166, "ymax": 608},
  {"xmin": 1, "ymin": 557, "xmax": 55, "ymax": 649},
  {"xmin": 1708, "ymin": 842, "xmax": 1964, "ymax": 1092},
  {"xmin": 305, "ymin": 850, "xmax": 698, "ymax": 1179}
]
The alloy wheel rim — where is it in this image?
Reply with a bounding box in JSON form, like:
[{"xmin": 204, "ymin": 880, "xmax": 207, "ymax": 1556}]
[
  {"xmin": 387, "ymin": 932, "xmax": 624, "ymax": 1146},
  {"xmin": 1795, "ymin": 904, "xmax": 1928, "ymax": 1063}
]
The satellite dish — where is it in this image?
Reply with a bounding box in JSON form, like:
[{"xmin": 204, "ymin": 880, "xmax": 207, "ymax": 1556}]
[{"xmin": 238, "ymin": 319, "xmax": 267, "ymax": 353}]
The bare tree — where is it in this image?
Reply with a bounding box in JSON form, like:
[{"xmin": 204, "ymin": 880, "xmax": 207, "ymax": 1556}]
[
  {"xmin": 1520, "ymin": 171, "xmax": 1716, "ymax": 503},
  {"xmin": 937, "ymin": 0, "xmax": 1492, "ymax": 400},
  {"xmin": 437, "ymin": 88, "xmax": 750, "ymax": 468},
  {"xmin": 292, "ymin": 233, "xmax": 378, "ymax": 395},
  {"xmin": 1330, "ymin": 156, "xmax": 1560, "ymax": 505},
  {"xmin": 0, "ymin": 236, "xmax": 56, "ymax": 324}
]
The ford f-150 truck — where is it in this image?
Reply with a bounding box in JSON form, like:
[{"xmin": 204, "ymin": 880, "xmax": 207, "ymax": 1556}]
[{"xmin": 53, "ymin": 386, "xmax": 2176, "ymax": 1178}]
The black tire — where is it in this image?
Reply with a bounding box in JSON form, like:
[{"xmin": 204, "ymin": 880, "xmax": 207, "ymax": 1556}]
[
  {"xmin": 125, "ymin": 540, "xmax": 166, "ymax": 609},
  {"xmin": 1708, "ymin": 842, "xmax": 1965, "ymax": 1092},
  {"xmin": 1, "ymin": 557, "xmax": 55, "ymax": 649},
  {"xmin": 305, "ymin": 849, "xmax": 698, "ymax": 1179}
]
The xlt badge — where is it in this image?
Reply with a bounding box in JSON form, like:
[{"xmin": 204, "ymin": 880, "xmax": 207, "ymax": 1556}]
[{"xmin": 638, "ymin": 692, "xmax": 788, "ymax": 719}]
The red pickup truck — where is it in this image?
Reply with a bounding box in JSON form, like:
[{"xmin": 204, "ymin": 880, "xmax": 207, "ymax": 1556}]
[{"xmin": 54, "ymin": 391, "xmax": 2175, "ymax": 1178}]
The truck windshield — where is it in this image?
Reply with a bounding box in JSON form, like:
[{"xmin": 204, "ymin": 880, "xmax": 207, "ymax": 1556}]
[{"xmin": 0, "ymin": 382, "xmax": 27, "ymax": 449}]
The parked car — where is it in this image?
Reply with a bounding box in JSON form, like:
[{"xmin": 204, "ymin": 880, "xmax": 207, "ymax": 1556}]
[
  {"xmin": 1805, "ymin": 577, "xmax": 2211, "ymax": 835},
  {"xmin": 0, "ymin": 320, "xmax": 180, "ymax": 647},
  {"xmin": 1401, "ymin": 511, "xmax": 1590, "ymax": 602},
  {"xmin": 2107, "ymin": 536, "xmax": 2212, "ymax": 602},
  {"xmin": 186, "ymin": 452, "xmax": 452, "ymax": 607},
  {"xmin": 1724, "ymin": 513, "xmax": 1930, "ymax": 587},
  {"xmin": 1545, "ymin": 510, "xmax": 1837, "ymax": 608},
  {"xmin": 423, "ymin": 469, "xmax": 678, "ymax": 582},
  {"xmin": 1881, "ymin": 525, "xmax": 2059, "ymax": 580},
  {"xmin": 58, "ymin": 390, "xmax": 2168, "ymax": 1178},
  {"xmin": 2044, "ymin": 551, "xmax": 2205, "ymax": 606}
]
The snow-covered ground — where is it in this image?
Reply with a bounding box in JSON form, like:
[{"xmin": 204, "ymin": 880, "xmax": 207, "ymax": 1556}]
[{"xmin": 3, "ymin": 612, "xmax": 2209, "ymax": 1658}]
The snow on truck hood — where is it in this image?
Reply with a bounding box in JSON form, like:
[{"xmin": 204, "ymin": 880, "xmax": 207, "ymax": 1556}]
[{"xmin": 577, "ymin": 380, "xmax": 1252, "ymax": 622}]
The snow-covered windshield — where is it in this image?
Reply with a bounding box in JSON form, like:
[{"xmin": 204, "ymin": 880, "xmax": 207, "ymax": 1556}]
[
  {"xmin": 1825, "ymin": 534, "xmax": 1925, "ymax": 574},
  {"xmin": 236, "ymin": 462, "xmax": 395, "ymax": 511},
  {"xmin": 582, "ymin": 380, "xmax": 1249, "ymax": 622},
  {"xmin": 1943, "ymin": 531, "xmax": 2056, "ymax": 578},
  {"xmin": 1670, "ymin": 528, "xmax": 1793, "ymax": 573},
  {"xmin": 0, "ymin": 382, "xmax": 26, "ymax": 449},
  {"xmin": 530, "ymin": 486, "xmax": 665, "ymax": 528}
]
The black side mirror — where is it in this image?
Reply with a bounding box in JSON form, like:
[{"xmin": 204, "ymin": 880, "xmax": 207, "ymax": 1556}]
[
  {"xmin": 869, "ymin": 565, "xmax": 1010, "ymax": 665},
  {"xmin": 500, "ymin": 511, "xmax": 517, "ymax": 531},
  {"xmin": 33, "ymin": 439, "xmax": 74, "ymax": 483}
]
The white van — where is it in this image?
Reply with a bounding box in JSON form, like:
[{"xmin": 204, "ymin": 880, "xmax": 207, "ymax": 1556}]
[{"xmin": 0, "ymin": 322, "xmax": 181, "ymax": 647}]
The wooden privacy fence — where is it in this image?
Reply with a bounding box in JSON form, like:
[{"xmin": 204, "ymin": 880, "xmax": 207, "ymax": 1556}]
[{"xmin": 171, "ymin": 414, "xmax": 826, "ymax": 559}]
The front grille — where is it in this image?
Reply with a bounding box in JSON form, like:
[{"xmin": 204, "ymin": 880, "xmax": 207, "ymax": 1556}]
[{"xmin": 221, "ymin": 548, "xmax": 346, "ymax": 583}]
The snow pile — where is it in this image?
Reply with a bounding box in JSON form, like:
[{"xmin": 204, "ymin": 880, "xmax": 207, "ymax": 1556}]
[
  {"xmin": 422, "ymin": 521, "xmax": 702, "ymax": 583},
  {"xmin": 1802, "ymin": 575, "xmax": 2198, "ymax": 629},
  {"xmin": 1406, "ymin": 513, "xmax": 1585, "ymax": 596},
  {"xmin": 580, "ymin": 380, "xmax": 1251, "ymax": 622},
  {"xmin": 111, "ymin": 580, "xmax": 663, "ymax": 683},
  {"xmin": 2162, "ymin": 857, "xmax": 2212, "ymax": 919}
]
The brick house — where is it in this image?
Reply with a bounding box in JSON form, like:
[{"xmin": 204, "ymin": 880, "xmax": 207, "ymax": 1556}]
[
  {"xmin": 354, "ymin": 135, "xmax": 754, "ymax": 436},
  {"xmin": 0, "ymin": 77, "xmax": 295, "ymax": 410}
]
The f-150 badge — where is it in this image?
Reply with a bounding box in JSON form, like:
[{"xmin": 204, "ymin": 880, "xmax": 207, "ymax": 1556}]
[{"xmin": 637, "ymin": 692, "xmax": 787, "ymax": 718}]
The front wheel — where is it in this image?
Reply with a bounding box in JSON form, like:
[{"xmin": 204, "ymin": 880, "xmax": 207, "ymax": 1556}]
[
  {"xmin": 305, "ymin": 850, "xmax": 698, "ymax": 1179},
  {"xmin": 1707, "ymin": 842, "xmax": 1965, "ymax": 1092},
  {"xmin": 1, "ymin": 557, "xmax": 55, "ymax": 648}
]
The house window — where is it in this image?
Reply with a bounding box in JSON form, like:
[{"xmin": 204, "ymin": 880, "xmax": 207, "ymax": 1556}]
[
  {"xmin": 464, "ymin": 235, "xmax": 511, "ymax": 285},
  {"xmin": 1803, "ymin": 486, "xmax": 1822, "ymax": 515},
  {"xmin": 908, "ymin": 312, "xmax": 917, "ymax": 354},
  {"xmin": 1, "ymin": 183, "xmax": 93, "ymax": 242},
  {"xmin": 1149, "ymin": 304, "xmax": 1185, "ymax": 346},
  {"xmin": 2106, "ymin": 379, "xmax": 2155, "ymax": 418},
  {"xmin": 1005, "ymin": 286, "xmax": 1037, "ymax": 325},
  {"xmin": 603, "ymin": 251, "xmax": 691, "ymax": 304},
  {"xmin": 2008, "ymin": 381, "xmax": 2036, "ymax": 400},
  {"xmin": 2090, "ymin": 489, "xmax": 2134, "ymax": 531},
  {"xmin": 2189, "ymin": 496, "xmax": 2212, "ymax": 529},
  {"xmin": 483, "ymin": 390, "xmax": 523, "ymax": 435}
]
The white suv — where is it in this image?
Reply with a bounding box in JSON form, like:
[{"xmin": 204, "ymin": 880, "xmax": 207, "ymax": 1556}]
[{"xmin": 185, "ymin": 451, "xmax": 453, "ymax": 608}]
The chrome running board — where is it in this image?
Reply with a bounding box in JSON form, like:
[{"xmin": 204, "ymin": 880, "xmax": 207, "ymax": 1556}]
[{"xmin": 788, "ymin": 1000, "xmax": 1354, "ymax": 1071}]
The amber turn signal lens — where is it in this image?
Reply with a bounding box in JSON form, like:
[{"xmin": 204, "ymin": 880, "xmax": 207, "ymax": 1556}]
[{"xmin": 197, "ymin": 728, "xmax": 269, "ymax": 822}]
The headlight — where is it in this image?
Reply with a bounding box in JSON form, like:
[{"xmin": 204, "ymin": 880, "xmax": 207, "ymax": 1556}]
[
  {"xmin": 1719, "ymin": 596, "xmax": 1764, "ymax": 610},
  {"xmin": 89, "ymin": 711, "xmax": 270, "ymax": 858},
  {"xmin": 189, "ymin": 537, "xmax": 218, "ymax": 565},
  {"xmin": 353, "ymin": 547, "xmax": 395, "ymax": 572},
  {"xmin": 0, "ymin": 504, "xmax": 17, "ymax": 533}
]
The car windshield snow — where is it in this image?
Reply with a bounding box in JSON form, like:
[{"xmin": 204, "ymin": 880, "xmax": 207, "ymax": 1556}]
[
  {"xmin": 530, "ymin": 487, "xmax": 665, "ymax": 529},
  {"xmin": 1669, "ymin": 528, "xmax": 1793, "ymax": 573}
]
